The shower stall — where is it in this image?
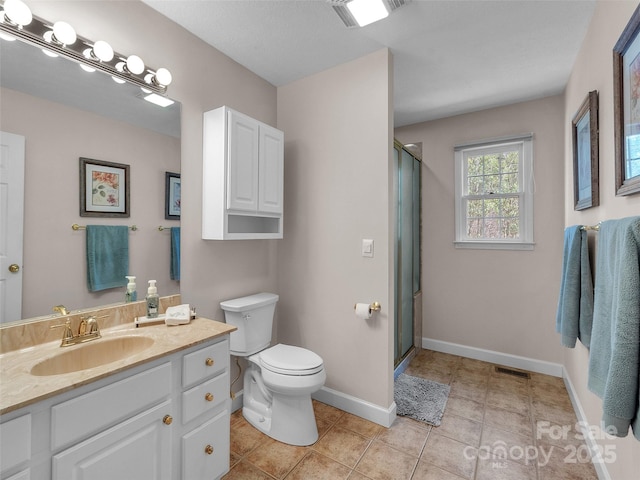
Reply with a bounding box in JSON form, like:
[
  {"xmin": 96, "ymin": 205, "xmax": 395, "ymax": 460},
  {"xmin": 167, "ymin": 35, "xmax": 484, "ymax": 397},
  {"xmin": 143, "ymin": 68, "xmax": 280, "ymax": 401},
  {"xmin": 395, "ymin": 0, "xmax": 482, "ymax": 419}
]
[{"xmin": 393, "ymin": 140, "xmax": 422, "ymax": 370}]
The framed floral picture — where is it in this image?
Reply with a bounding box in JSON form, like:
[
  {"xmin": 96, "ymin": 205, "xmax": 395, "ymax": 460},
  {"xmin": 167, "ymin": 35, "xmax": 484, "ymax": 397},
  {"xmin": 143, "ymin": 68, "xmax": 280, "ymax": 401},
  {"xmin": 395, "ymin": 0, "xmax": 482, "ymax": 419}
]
[
  {"xmin": 614, "ymin": 3, "xmax": 640, "ymax": 196},
  {"xmin": 79, "ymin": 157, "xmax": 130, "ymax": 217},
  {"xmin": 165, "ymin": 171, "xmax": 181, "ymax": 220}
]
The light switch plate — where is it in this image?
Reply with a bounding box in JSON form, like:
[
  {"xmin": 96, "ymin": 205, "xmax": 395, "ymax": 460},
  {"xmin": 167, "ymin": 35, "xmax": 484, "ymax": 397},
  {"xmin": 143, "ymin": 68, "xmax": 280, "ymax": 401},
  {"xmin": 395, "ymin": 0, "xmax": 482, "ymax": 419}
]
[{"xmin": 362, "ymin": 239, "xmax": 374, "ymax": 258}]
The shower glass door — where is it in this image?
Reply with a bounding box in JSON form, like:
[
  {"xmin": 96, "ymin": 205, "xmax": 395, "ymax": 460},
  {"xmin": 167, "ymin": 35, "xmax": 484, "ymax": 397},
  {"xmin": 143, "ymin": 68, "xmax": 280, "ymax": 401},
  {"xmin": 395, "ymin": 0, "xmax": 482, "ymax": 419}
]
[{"xmin": 394, "ymin": 141, "xmax": 421, "ymax": 367}]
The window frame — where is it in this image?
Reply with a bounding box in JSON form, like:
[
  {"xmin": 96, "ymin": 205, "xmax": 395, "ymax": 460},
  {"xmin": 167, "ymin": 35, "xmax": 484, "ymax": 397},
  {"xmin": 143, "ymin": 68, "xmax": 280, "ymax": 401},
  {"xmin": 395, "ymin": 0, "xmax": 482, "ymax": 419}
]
[{"xmin": 454, "ymin": 134, "xmax": 534, "ymax": 250}]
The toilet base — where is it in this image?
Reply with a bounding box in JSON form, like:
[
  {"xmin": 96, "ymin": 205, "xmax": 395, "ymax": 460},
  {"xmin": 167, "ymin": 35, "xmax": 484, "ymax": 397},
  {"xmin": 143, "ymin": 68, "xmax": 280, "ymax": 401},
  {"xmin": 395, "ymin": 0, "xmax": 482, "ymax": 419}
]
[{"xmin": 243, "ymin": 392, "xmax": 319, "ymax": 446}]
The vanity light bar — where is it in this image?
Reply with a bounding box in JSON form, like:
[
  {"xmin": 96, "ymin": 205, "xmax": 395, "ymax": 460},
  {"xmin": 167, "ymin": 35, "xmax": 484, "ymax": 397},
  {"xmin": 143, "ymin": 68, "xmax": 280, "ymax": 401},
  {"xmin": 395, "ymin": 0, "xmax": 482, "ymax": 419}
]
[{"xmin": 0, "ymin": 0, "xmax": 172, "ymax": 95}]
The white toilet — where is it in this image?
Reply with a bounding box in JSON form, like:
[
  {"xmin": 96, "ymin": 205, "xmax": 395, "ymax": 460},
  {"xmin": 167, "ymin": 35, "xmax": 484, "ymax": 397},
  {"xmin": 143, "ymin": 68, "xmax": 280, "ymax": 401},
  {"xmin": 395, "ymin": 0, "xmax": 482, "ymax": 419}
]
[{"xmin": 220, "ymin": 292, "xmax": 326, "ymax": 446}]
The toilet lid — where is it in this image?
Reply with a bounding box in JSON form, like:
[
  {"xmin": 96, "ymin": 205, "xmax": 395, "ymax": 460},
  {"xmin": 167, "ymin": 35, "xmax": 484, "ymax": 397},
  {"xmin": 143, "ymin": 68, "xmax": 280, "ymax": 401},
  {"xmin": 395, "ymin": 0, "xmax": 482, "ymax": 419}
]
[{"xmin": 259, "ymin": 344, "xmax": 324, "ymax": 375}]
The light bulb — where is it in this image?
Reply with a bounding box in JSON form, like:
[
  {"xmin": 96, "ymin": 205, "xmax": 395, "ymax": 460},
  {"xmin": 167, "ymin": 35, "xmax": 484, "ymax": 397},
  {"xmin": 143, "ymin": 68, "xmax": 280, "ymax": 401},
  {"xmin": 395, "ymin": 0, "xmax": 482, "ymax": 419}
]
[
  {"xmin": 154, "ymin": 67, "xmax": 172, "ymax": 86},
  {"xmin": 80, "ymin": 64, "xmax": 95, "ymax": 73},
  {"xmin": 126, "ymin": 55, "xmax": 144, "ymax": 75},
  {"xmin": 112, "ymin": 76, "xmax": 126, "ymax": 84},
  {"xmin": 3, "ymin": 0, "xmax": 32, "ymax": 26},
  {"xmin": 52, "ymin": 21, "xmax": 76, "ymax": 45},
  {"xmin": 42, "ymin": 48, "xmax": 58, "ymax": 58},
  {"xmin": 93, "ymin": 40, "xmax": 113, "ymax": 62}
]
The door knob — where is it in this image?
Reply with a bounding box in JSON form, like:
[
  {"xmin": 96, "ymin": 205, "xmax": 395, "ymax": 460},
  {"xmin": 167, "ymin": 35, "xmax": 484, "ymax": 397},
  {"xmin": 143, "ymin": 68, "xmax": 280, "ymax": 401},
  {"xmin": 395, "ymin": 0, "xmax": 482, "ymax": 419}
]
[{"xmin": 8, "ymin": 264, "xmax": 20, "ymax": 273}]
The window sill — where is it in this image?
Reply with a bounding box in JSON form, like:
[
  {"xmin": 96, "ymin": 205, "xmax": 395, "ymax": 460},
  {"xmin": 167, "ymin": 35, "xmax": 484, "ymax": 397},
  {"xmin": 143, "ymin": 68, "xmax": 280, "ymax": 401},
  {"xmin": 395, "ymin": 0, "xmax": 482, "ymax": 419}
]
[{"xmin": 454, "ymin": 241, "xmax": 535, "ymax": 251}]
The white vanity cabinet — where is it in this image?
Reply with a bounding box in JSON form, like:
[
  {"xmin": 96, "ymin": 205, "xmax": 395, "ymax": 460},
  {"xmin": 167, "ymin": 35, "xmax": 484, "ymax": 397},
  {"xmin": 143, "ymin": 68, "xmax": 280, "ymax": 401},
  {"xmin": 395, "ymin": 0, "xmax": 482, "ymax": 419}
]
[
  {"xmin": 203, "ymin": 106, "xmax": 284, "ymax": 240},
  {"xmin": 0, "ymin": 335, "xmax": 231, "ymax": 480}
]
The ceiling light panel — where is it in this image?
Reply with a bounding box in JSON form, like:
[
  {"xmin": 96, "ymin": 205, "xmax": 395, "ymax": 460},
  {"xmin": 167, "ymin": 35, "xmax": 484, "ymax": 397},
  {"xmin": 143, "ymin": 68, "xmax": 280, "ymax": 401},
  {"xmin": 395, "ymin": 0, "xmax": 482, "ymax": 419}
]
[{"xmin": 328, "ymin": 0, "xmax": 408, "ymax": 28}]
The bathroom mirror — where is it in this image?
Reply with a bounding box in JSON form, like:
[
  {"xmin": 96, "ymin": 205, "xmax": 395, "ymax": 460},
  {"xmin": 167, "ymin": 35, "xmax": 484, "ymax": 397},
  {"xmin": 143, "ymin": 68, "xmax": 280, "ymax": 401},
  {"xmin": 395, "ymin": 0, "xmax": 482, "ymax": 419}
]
[{"xmin": 0, "ymin": 35, "xmax": 181, "ymax": 324}]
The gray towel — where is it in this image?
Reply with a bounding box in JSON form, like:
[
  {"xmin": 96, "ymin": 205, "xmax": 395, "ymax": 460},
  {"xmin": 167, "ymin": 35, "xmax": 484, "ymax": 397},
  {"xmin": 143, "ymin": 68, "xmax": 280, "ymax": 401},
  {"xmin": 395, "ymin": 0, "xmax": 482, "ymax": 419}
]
[
  {"xmin": 86, "ymin": 225, "xmax": 129, "ymax": 292},
  {"xmin": 556, "ymin": 225, "xmax": 593, "ymax": 348},
  {"xmin": 587, "ymin": 216, "xmax": 640, "ymax": 440}
]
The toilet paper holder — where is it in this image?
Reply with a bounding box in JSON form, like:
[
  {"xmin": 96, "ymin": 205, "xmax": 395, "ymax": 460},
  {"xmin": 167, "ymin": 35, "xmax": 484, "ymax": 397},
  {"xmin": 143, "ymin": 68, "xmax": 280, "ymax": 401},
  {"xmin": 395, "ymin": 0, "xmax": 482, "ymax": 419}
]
[{"xmin": 354, "ymin": 301, "xmax": 381, "ymax": 314}]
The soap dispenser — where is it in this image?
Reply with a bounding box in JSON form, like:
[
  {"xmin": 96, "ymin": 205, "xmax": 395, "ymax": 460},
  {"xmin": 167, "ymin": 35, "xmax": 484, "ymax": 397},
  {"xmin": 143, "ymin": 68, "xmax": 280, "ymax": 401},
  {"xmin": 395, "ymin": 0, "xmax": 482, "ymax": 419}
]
[
  {"xmin": 125, "ymin": 276, "xmax": 137, "ymax": 302},
  {"xmin": 146, "ymin": 280, "xmax": 159, "ymax": 318}
]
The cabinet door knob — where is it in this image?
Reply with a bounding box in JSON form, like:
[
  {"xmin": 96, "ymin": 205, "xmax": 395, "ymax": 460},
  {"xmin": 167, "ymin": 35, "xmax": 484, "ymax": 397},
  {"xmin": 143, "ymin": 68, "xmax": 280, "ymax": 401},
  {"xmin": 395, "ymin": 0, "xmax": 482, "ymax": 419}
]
[
  {"xmin": 205, "ymin": 392, "xmax": 214, "ymax": 402},
  {"xmin": 205, "ymin": 357, "xmax": 214, "ymax": 367},
  {"xmin": 162, "ymin": 415, "xmax": 173, "ymax": 425},
  {"xmin": 8, "ymin": 264, "xmax": 20, "ymax": 273},
  {"xmin": 205, "ymin": 444, "xmax": 214, "ymax": 455}
]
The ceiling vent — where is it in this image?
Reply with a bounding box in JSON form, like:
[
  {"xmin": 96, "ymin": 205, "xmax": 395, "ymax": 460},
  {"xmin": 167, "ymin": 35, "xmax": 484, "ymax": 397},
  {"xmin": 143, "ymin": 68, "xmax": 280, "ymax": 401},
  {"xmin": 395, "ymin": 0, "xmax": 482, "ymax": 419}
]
[{"xmin": 329, "ymin": 0, "xmax": 408, "ymax": 28}]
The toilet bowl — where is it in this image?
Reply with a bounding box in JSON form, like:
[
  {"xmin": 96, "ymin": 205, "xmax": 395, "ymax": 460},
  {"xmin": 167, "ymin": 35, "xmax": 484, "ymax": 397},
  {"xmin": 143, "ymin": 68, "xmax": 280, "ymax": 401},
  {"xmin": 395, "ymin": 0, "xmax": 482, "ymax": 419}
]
[{"xmin": 220, "ymin": 293, "xmax": 326, "ymax": 446}]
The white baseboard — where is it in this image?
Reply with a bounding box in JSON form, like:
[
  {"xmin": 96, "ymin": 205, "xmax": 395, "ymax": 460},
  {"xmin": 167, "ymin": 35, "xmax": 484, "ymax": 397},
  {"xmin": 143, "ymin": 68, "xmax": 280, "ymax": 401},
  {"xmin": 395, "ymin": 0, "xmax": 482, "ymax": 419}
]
[
  {"xmin": 231, "ymin": 389, "xmax": 243, "ymax": 413},
  {"xmin": 230, "ymin": 387, "xmax": 396, "ymax": 428},
  {"xmin": 313, "ymin": 386, "xmax": 397, "ymax": 428},
  {"xmin": 562, "ymin": 373, "xmax": 611, "ymax": 480},
  {"xmin": 422, "ymin": 337, "xmax": 563, "ymax": 377}
]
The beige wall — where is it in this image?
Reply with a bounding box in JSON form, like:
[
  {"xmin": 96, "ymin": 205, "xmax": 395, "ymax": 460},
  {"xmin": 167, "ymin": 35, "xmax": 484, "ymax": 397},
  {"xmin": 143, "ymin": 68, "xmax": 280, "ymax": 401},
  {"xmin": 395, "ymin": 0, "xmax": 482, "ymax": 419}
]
[
  {"xmin": 564, "ymin": 1, "xmax": 640, "ymax": 477},
  {"xmin": 1, "ymin": 87, "xmax": 180, "ymax": 318},
  {"xmin": 276, "ymin": 49, "xmax": 395, "ymax": 409},
  {"xmin": 395, "ymin": 95, "xmax": 566, "ymax": 364}
]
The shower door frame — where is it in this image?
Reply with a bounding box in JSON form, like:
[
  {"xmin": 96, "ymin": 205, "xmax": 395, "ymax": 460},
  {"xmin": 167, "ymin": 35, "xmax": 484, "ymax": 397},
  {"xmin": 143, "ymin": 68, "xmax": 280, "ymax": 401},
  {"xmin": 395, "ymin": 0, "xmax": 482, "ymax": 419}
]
[{"xmin": 393, "ymin": 140, "xmax": 422, "ymax": 368}]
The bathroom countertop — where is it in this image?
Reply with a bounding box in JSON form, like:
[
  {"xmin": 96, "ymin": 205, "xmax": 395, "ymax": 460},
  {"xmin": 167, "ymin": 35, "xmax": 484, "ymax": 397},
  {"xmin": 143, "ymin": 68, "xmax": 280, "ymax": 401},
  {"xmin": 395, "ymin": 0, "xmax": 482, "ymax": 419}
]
[{"xmin": 0, "ymin": 317, "xmax": 236, "ymax": 415}]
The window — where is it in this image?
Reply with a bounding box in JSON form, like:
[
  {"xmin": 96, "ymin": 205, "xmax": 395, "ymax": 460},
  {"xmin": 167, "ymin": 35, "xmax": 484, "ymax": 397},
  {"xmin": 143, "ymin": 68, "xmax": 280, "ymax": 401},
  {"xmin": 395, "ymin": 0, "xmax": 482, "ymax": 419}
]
[{"xmin": 454, "ymin": 134, "xmax": 534, "ymax": 250}]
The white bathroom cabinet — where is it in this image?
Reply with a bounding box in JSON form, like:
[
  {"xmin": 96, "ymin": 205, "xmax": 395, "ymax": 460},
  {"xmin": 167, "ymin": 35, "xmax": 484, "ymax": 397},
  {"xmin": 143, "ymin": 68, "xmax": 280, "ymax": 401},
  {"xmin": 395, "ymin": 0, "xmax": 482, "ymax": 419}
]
[
  {"xmin": 0, "ymin": 337, "xmax": 231, "ymax": 480},
  {"xmin": 202, "ymin": 106, "xmax": 284, "ymax": 240}
]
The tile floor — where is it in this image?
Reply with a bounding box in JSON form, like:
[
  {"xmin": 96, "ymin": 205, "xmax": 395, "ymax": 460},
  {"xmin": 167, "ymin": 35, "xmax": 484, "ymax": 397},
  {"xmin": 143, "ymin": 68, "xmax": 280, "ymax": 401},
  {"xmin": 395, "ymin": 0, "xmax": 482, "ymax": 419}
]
[{"xmin": 222, "ymin": 349, "xmax": 599, "ymax": 480}]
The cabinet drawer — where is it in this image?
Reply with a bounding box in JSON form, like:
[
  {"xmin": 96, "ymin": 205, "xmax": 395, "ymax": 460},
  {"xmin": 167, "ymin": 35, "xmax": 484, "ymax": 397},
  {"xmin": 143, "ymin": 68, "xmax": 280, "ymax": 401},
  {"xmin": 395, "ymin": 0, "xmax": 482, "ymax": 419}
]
[
  {"xmin": 51, "ymin": 362, "xmax": 171, "ymax": 450},
  {"xmin": 0, "ymin": 414, "xmax": 30, "ymax": 475},
  {"xmin": 182, "ymin": 339, "xmax": 229, "ymax": 388},
  {"xmin": 182, "ymin": 409, "xmax": 229, "ymax": 480},
  {"xmin": 182, "ymin": 373, "xmax": 229, "ymax": 424}
]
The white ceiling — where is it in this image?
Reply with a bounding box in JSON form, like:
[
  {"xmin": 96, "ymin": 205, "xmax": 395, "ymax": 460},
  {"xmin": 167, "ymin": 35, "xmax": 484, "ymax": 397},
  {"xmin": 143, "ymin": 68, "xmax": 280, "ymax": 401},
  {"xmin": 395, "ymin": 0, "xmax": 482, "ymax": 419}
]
[{"xmin": 143, "ymin": 0, "xmax": 596, "ymax": 127}]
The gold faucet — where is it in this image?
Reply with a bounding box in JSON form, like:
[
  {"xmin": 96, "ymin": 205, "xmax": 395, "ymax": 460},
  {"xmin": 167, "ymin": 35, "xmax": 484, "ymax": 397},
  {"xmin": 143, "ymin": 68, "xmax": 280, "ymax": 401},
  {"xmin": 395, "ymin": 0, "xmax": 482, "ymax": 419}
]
[
  {"xmin": 53, "ymin": 305, "xmax": 69, "ymax": 316},
  {"xmin": 51, "ymin": 315, "xmax": 104, "ymax": 347}
]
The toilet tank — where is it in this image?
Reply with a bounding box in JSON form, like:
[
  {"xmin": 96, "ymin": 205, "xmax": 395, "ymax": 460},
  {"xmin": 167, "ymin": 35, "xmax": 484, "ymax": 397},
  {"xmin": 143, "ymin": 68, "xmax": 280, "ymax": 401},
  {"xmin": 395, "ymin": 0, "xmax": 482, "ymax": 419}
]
[{"xmin": 220, "ymin": 293, "xmax": 279, "ymax": 356}]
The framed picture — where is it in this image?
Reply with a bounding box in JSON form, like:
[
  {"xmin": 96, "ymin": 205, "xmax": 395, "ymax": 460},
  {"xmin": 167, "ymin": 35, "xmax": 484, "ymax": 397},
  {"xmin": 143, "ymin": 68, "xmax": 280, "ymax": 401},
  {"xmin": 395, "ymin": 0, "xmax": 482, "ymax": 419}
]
[
  {"xmin": 614, "ymin": 4, "xmax": 640, "ymax": 196},
  {"xmin": 80, "ymin": 157, "xmax": 130, "ymax": 217},
  {"xmin": 165, "ymin": 171, "xmax": 181, "ymax": 220},
  {"xmin": 572, "ymin": 90, "xmax": 599, "ymax": 210}
]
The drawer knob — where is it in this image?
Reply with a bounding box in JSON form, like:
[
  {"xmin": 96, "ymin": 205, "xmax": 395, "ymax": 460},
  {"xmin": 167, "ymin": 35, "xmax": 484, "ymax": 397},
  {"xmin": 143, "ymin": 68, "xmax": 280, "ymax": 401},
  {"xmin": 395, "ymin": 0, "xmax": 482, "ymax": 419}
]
[
  {"xmin": 205, "ymin": 357, "xmax": 214, "ymax": 367},
  {"xmin": 205, "ymin": 393, "xmax": 214, "ymax": 402},
  {"xmin": 205, "ymin": 444, "xmax": 214, "ymax": 455},
  {"xmin": 162, "ymin": 415, "xmax": 173, "ymax": 425}
]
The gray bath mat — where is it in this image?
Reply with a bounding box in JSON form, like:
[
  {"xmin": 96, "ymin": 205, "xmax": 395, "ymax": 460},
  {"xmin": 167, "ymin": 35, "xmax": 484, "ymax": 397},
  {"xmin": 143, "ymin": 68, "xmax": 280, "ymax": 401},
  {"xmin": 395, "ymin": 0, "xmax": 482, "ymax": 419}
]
[{"xmin": 394, "ymin": 373, "xmax": 450, "ymax": 426}]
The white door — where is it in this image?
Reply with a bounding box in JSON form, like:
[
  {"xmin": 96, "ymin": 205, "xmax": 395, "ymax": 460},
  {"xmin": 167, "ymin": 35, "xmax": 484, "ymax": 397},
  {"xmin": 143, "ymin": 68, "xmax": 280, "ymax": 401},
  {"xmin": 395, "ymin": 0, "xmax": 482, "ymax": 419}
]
[
  {"xmin": 258, "ymin": 124, "xmax": 284, "ymax": 215},
  {"xmin": 0, "ymin": 131, "xmax": 25, "ymax": 324},
  {"xmin": 227, "ymin": 109, "xmax": 259, "ymax": 212},
  {"xmin": 52, "ymin": 401, "xmax": 172, "ymax": 480}
]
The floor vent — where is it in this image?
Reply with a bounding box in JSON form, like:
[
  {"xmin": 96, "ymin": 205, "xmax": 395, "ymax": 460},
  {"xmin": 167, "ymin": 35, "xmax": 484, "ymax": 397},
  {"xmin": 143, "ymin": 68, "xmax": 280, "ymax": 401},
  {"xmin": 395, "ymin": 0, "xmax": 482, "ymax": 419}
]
[{"xmin": 495, "ymin": 366, "xmax": 531, "ymax": 379}]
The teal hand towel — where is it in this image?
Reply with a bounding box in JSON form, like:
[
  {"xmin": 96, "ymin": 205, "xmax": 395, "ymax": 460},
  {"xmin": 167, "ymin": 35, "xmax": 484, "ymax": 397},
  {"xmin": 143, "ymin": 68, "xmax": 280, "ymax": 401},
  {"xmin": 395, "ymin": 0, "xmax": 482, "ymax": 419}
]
[
  {"xmin": 86, "ymin": 225, "xmax": 129, "ymax": 292},
  {"xmin": 170, "ymin": 227, "xmax": 180, "ymax": 281},
  {"xmin": 588, "ymin": 216, "xmax": 640, "ymax": 439},
  {"xmin": 556, "ymin": 225, "xmax": 593, "ymax": 348}
]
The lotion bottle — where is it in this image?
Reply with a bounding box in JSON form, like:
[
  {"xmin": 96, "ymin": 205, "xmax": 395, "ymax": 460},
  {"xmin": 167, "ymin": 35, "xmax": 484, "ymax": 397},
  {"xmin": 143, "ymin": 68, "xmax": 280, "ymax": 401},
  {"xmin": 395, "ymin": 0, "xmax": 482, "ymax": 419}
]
[
  {"xmin": 146, "ymin": 280, "xmax": 159, "ymax": 318},
  {"xmin": 125, "ymin": 276, "xmax": 137, "ymax": 302}
]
